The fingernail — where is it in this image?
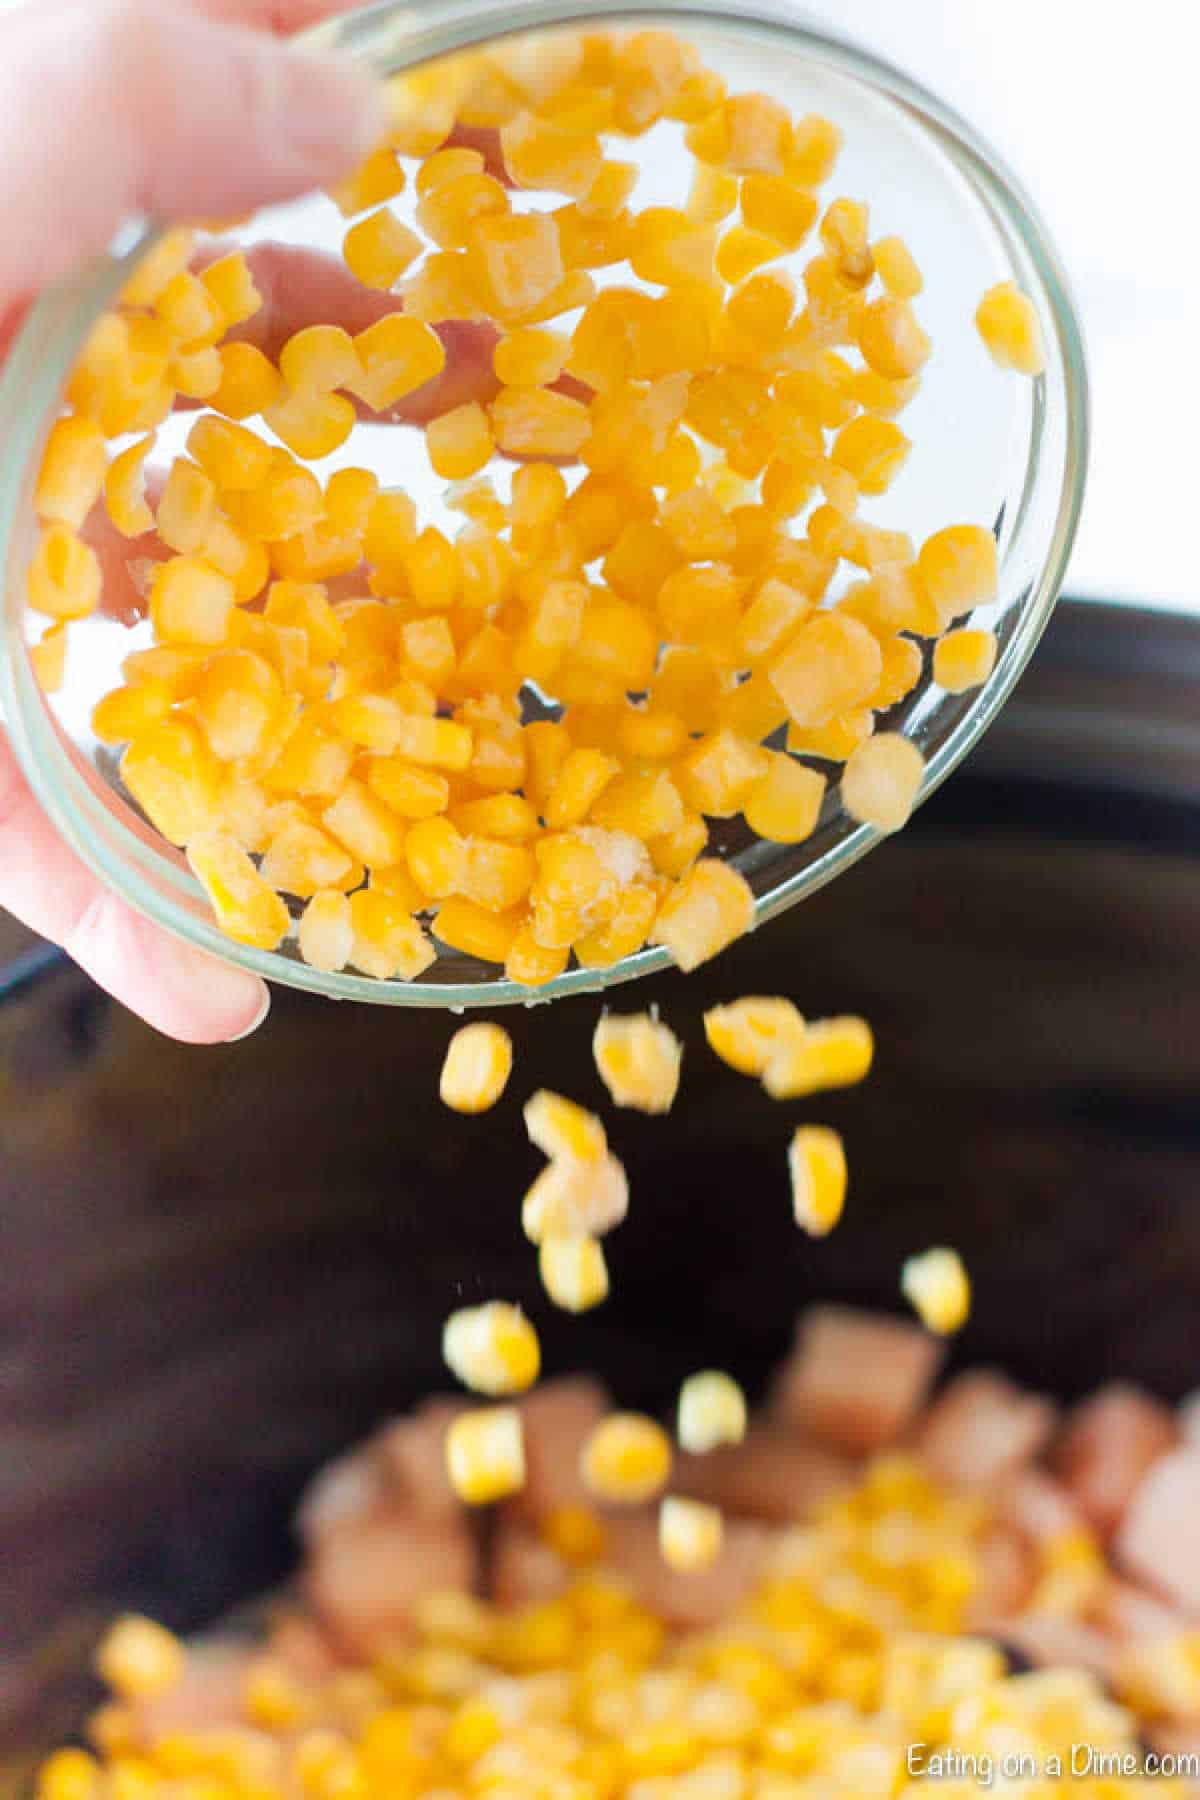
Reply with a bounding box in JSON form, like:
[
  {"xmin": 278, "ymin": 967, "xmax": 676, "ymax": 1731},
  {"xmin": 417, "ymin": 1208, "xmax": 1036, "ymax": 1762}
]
[
  {"xmin": 225, "ymin": 983, "xmax": 271, "ymax": 1043},
  {"xmin": 277, "ymin": 49, "xmax": 390, "ymax": 175}
]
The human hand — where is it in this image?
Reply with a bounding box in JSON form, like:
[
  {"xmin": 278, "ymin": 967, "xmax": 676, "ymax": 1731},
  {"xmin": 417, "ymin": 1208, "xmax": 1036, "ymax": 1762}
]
[{"xmin": 0, "ymin": 0, "xmax": 402, "ymax": 1043}]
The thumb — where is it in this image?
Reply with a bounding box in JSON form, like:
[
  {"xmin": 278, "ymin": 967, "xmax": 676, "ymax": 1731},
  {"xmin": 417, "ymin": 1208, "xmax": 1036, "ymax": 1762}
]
[{"xmin": 0, "ymin": 0, "xmax": 387, "ymax": 302}]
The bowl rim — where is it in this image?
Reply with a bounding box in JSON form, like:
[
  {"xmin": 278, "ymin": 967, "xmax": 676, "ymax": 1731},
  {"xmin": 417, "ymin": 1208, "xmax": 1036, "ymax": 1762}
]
[{"xmin": 0, "ymin": 0, "xmax": 1089, "ymax": 1009}]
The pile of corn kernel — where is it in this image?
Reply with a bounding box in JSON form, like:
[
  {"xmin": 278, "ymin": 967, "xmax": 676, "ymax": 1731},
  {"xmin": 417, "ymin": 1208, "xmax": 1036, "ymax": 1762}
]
[
  {"xmin": 26, "ymin": 26, "xmax": 1044, "ymax": 986},
  {"xmin": 49, "ymin": 1306, "xmax": 1200, "ymax": 1800}
]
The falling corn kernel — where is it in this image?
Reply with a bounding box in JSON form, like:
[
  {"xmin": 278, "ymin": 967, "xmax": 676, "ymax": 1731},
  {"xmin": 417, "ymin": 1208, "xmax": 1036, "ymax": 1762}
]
[
  {"xmin": 788, "ymin": 1125, "xmax": 848, "ymax": 1236},
  {"xmin": 593, "ymin": 1012, "xmax": 682, "ymax": 1114},
  {"xmin": 95, "ymin": 1616, "xmax": 184, "ymax": 1702},
  {"xmin": 344, "ymin": 208, "xmax": 423, "ymax": 289},
  {"xmin": 762, "ymin": 1014, "xmax": 874, "ymax": 1100},
  {"xmin": 443, "ymin": 1302, "xmax": 540, "ymax": 1396},
  {"xmin": 524, "ymin": 1089, "xmax": 606, "ymax": 1162},
  {"xmin": 445, "ymin": 1406, "xmax": 526, "ymax": 1504},
  {"xmin": 901, "ymin": 1246, "xmax": 971, "ymax": 1334},
  {"xmin": 976, "ymin": 280, "xmax": 1045, "ymax": 376},
  {"xmin": 427, "ymin": 402, "xmax": 495, "ymax": 480},
  {"xmin": 35, "ymin": 416, "xmax": 107, "ymax": 530},
  {"xmin": 841, "ymin": 733, "xmax": 926, "ymax": 833},
  {"xmin": 650, "ymin": 859, "xmax": 754, "ymax": 973},
  {"xmin": 298, "ymin": 890, "xmax": 354, "ymax": 974},
  {"xmin": 704, "ymin": 997, "xmax": 805, "ymax": 1076},
  {"xmin": 677, "ymin": 1371, "xmax": 747, "ymax": 1454},
  {"xmin": 934, "ymin": 627, "xmax": 998, "ymax": 693},
  {"xmin": 539, "ymin": 1234, "xmax": 609, "ymax": 1312},
  {"xmin": 440, "ymin": 1021, "xmax": 513, "ymax": 1113},
  {"xmin": 581, "ymin": 1413, "xmax": 672, "ymax": 1504},
  {"xmin": 659, "ymin": 1497, "xmax": 724, "ymax": 1572},
  {"xmin": 523, "ymin": 1152, "xmax": 629, "ymax": 1243}
]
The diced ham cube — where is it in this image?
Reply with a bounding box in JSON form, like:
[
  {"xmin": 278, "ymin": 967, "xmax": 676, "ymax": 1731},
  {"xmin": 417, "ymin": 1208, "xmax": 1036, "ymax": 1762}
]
[
  {"xmin": 374, "ymin": 1397, "xmax": 469, "ymax": 1520},
  {"xmin": 771, "ymin": 1306, "xmax": 943, "ymax": 1454},
  {"xmin": 507, "ymin": 1377, "xmax": 610, "ymax": 1524},
  {"xmin": 305, "ymin": 1508, "xmax": 477, "ymax": 1657},
  {"xmin": 916, "ymin": 1370, "xmax": 1057, "ymax": 1488},
  {"xmin": 675, "ymin": 1426, "xmax": 852, "ymax": 1522},
  {"xmin": 131, "ymin": 1645, "xmax": 252, "ymax": 1743},
  {"xmin": 265, "ymin": 1613, "xmax": 342, "ymax": 1679},
  {"xmin": 996, "ymin": 1615, "xmax": 1117, "ymax": 1685},
  {"xmin": 490, "ymin": 1522, "xmax": 571, "ymax": 1609},
  {"xmin": 295, "ymin": 1444, "xmax": 388, "ymax": 1545},
  {"xmin": 963, "ymin": 1526, "xmax": 1036, "ymax": 1627},
  {"xmin": 1053, "ymin": 1383, "xmax": 1179, "ymax": 1538},
  {"xmin": 602, "ymin": 1514, "xmax": 771, "ymax": 1629},
  {"xmin": 1093, "ymin": 1579, "xmax": 1188, "ymax": 1644},
  {"xmin": 1115, "ymin": 1447, "xmax": 1200, "ymax": 1617},
  {"xmin": 995, "ymin": 1468, "xmax": 1085, "ymax": 1546}
]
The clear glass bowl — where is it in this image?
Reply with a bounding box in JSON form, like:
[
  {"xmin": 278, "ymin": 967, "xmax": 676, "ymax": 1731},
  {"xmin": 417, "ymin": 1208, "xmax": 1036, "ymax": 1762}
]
[{"xmin": 0, "ymin": 0, "xmax": 1089, "ymax": 1008}]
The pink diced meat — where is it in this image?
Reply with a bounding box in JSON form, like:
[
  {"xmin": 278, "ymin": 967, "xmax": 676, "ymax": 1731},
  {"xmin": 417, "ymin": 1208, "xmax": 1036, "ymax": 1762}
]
[
  {"xmin": 1053, "ymin": 1383, "xmax": 1178, "ymax": 1538},
  {"xmin": 374, "ymin": 1397, "xmax": 469, "ymax": 1520},
  {"xmin": 602, "ymin": 1514, "xmax": 770, "ymax": 1628},
  {"xmin": 963, "ymin": 1526, "xmax": 1036, "ymax": 1627},
  {"xmin": 771, "ymin": 1306, "xmax": 944, "ymax": 1454},
  {"xmin": 995, "ymin": 1468, "xmax": 1085, "ymax": 1546},
  {"xmin": 996, "ymin": 1614, "xmax": 1117, "ymax": 1684},
  {"xmin": 1114, "ymin": 1447, "xmax": 1200, "ymax": 1616},
  {"xmin": 1093, "ymin": 1579, "xmax": 1188, "ymax": 1644},
  {"xmin": 490, "ymin": 1522, "xmax": 571, "ymax": 1609},
  {"xmin": 675, "ymin": 1425, "xmax": 852, "ymax": 1522},
  {"xmin": 916, "ymin": 1370, "xmax": 1057, "ymax": 1488},
  {"xmin": 131, "ymin": 1645, "xmax": 252, "ymax": 1744},
  {"xmin": 507, "ymin": 1377, "xmax": 610, "ymax": 1524},
  {"xmin": 305, "ymin": 1509, "xmax": 477, "ymax": 1657}
]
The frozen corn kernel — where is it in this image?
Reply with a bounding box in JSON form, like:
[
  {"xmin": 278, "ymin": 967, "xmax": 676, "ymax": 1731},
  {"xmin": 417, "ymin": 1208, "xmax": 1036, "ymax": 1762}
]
[
  {"xmin": 416, "ymin": 145, "xmax": 485, "ymax": 196},
  {"xmin": 344, "ymin": 208, "xmax": 423, "ymax": 289},
  {"xmin": 581, "ymin": 1413, "xmax": 672, "ymax": 1505},
  {"xmin": 525, "ymin": 1089, "xmax": 607, "ymax": 1163},
  {"xmin": 259, "ymin": 818, "xmax": 353, "ymax": 898},
  {"xmin": 492, "ymin": 387, "xmax": 592, "ymax": 457},
  {"xmin": 264, "ymin": 388, "xmax": 355, "ymax": 460},
  {"xmin": 298, "ymin": 890, "xmax": 354, "ymax": 973},
  {"xmin": 740, "ymin": 174, "xmax": 818, "ymax": 250},
  {"xmin": 651, "ymin": 859, "xmax": 754, "ymax": 972},
  {"xmin": 91, "ymin": 680, "xmax": 173, "ymax": 747},
  {"xmin": 493, "ymin": 328, "xmax": 570, "ymax": 387},
  {"xmin": 210, "ymin": 342, "xmax": 282, "ymax": 419},
  {"xmin": 858, "ymin": 297, "xmax": 932, "ymax": 379},
  {"xmin": 976, "ymin": 280, "xmax": 1045, "ymax": 376},
  {"xmin": 934, "ymin": 627, "xmax": 998, "ymax": 693},
  {"xmin": 873, "ymin": 235, "xmax": 923, "ymax": 299},
  {"xmin": 329, "ymin": 146, "xmax": 407, "ymax": 217},
  {"xmin": 427, "ymin": 402, "xmax": 495, "ymax": 480},
  {"xmin": 831, "ymin": 416, "xmax": 911, "ymax": 496},
  {"xmin": 199, "ymin": 250, "xmax": 262, "ymax": 328},
  {"xmin": 842, "ymin": 732, "xmax": 925, "ymax": 833},
  {"xmin": 769, "ymin": 614, "xmax": 883, "ymax": 729},
  {"xmin": 715, "ymin": 226, "xmax": 781, "ymax": 285},
  {"xmin": 354, "ymin": 314, "xmax": 447, "ymax": 409},
  {"xmin": 279, "ymin": 325, "xmax": 358, "ymax": 394},
  {"xmin": 35, "ymin": 415, "xmax": 107, "ymax": 529},
  {"xmin": 26, "ymin": 525, "xmax": 102, "ymax": 620},
  {"xmin": 902, "ymin": 1246, "xmax": 972, "ymax": 1334},
  {"xmin": 104, "ymin": 435, "xmax": 154, "ymax": 537},
  {"xmin": 446, "ymin": 1406, "xmax": 526, "ymax": 1505},
  {"xmin": 435, "ymin": 897, "xmax": 522, "ymax": 963},
  {"xmin": 762, "ymin": 1014, "xmax": 874, "ymax": 1100},
  {"xmin": 95, "ymin": 1616, "xmax": 184, "ymax": 1702},
  {"xmin": 440, "ymin": 1021, "xmax": 513, "ymax": 1113},
  {"xmin": 121, "ymin": 228, "xmax": 194, "ymax": 309},
  {"xmin": 660, "ymin": 1496, "xmax": 724, "ymax": 1572},
  {"xmin": 323, "ymin": 779, "xmax": 409, "ymax": 869},
  {"xmin": 348, "ymin": 889, "xmax": 436, "ymax": 980},
  {"xmin": 122, "ymin": 718, "xmax": 217, "ymax": 846},
  {"xmin": 443, "ymin": 1302, "xmax": 540, "ymax": 1396},
  {"xmin": 593, "ymin": 1012, "xmax": 682, "ymax": 1114},
  {"xmin": 156, "ymin": 270, "xmax": 223, "ymax": 346},
  {"xmin": 30, "ymin": 623, "xmax": 68, "ymax": 693},
  {"xmin": 156, "ymin": 460, "xmax": 216, "ymax": 556},
  {"xmin": 678, "ymin": 1371, "xmax": 747, "ymax": 1454},
  {"xmin": 917, "ymin": 525, "xmax": 999, "ymax": 628},
  {"xmin": 704, "ymin": 997, "xmax": 805, "ymax": 1076},
  {"xmin": 788, "ymin": 1125, "xmax": 848, "ymax": 1236},
  {"xmin": 186, "ymin": 829, "xmax": 290, "ymax": 951},
  {"xmin": 745, "ymin": 753, "xmax": 826, "ymax": 845},
  {"xmin": 539, "ymin": 1234, "xmax": 610, "ymax": 1313},
  {"xmin": 523, "ymin": 1151, "xmax": 629, "ymax": 1243}
]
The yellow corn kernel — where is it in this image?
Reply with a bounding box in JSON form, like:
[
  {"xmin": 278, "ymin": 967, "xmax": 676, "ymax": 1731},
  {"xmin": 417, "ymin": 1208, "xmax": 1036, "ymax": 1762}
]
[
  {"xmin": 440, "ymin": 1021, "xmax": 513, "ymax": 1113},
  {"xmin": 768, "ymin": 613, "xmax": 882, "ymax": 729},
  {"xmin": 446, "ymin": 1406, "xmax": 526, "ymax": 1505},
  {"xmin": 872, "ymin": 235, "xmax": 923, "ymax": 299},
  {"xmin": 103, "ymin": 435, "xmax": 154, "ymax": 538},
  {"xmin": 400, "ymin": 525, "xmax": 460, "ymax": 609},
  {"xmin": 344, "ymin": 208, "xmax": 423, "ymax": 289},
  {"xmin": 276, "ymin": 325, "xmax": 357, "ymax": 395},
  {"xmin": 264, "ymin": 388, "xmax": 355, "ymax": 461},
  {"xmin": 727, "ymin": 268, "xmax": 796, "ymax": 344},
  {"xmin": 435, "ymin": 896, "xmax": 523, "ymax": 963},
  {"xmin": 95, "ymin": 1616, "xmax": 185, "ymax": 1702},
  {"xmin": 156, "ymin": 460, "xmax": 216, "ymax": 556},
  {"xmin": 210, "ymin": 342, "xmax": 283, "ymax": 420},
  {"xmin": 186, "ymin": 829, "xmax": 290, "ymax": 950},
  {"xmin": 762, "ymin": 1014, "xmax": 874, "ymax": 1100},
  {"xmin": 444, "ymin": 1696, "xmax": 503, "ymax": 1763},
  {"xmin": 30, "ymin": 622, "xmax": 68, "ymax": 693},
  {"xmin": 676, "ymin": 731, "xmax": 770, "ymax": 818},
  {"xmin": 659, "ymin": 487, "xmax": 735, "ymax": 563},
  {"xmin": 416, "ymin": 145, "xmax": 485, "ymax": 195},
  {"xmin": 871, "ymin": 634, "xmax": 924, "ymax": 711},
  {"xmin": 933, "ymin": 626, "xmax": 997, "ymax": 693},
  {"xmin": 901, "ymin": 1246, "xmax": 971, "ymax": 1335},
  {"xmin": 199, "ymin": 251, "xmax": 262, "ymax": 329},
  {"xmin": 36, "ymin": 415, "xmax": 107, "ymax": 530},
  {"xmin": 472, "ymin": 208, "xmax": 565, "ymax": 318},
  {"xmin": 491, "ymin": 387, "xmax": 591, "ymax": 457},
  {"xmin": 539, "ymin": 1235, "xmax": 609, "ymax": 1313},
  {"xmin": 417, "ymin": 171, "xmax": 510, "ymax": 250},
  {"xmin": 329, "ymin": 146, "xmax": 407, "ymax": 217},
  {"xmin": 657, "ymin": 566, "xmax": 743, "ymax": 661},
  {"xmin": 185, "ymin": 417, "xmax": 269, "ymax": 496},
  {"xmin": 493, "ymin": 327, "xmax": 570, "ymax": 387},
  {"xmin": 389, "ymin": 714, "xmax": 473, "ymax": 771},
  {"xmin": 917, "ymin": 525, "xmax": 999, "ymax": 628},
  {"xmin": 369, "ymin": 863, "xmax": 425, "ymax": 912},
  {"xmin": 715, "ymin": 226, "xmax": 781, "ymax": 285},
  {"xmin": 260, "ymin": 818, "xmax": 354, "ymax": 899},
  {"xmin": 522, "ymin": 1152, "xmax": 629, "ymax": 1243},
  {"xmin": 593, "ymin": 1012, "xmax": 681, "ymax": 1114},
  {"xmin": 541, "ymin": 748, "xmax": 616, "ymax": 830},
  {"xmin": 505, "ymin": 925, "xmax": 570, "ymax": 987},
  {"xmin": 348, "ymin": 888, "xmax": 436, "ymax": 980},
  {"xmin": 364, "ymin": 761, "xmax": 445, "ymax": 825},
  {"xmin": 744, "ymin": 753, "xmax": 826, "ymax": 845},
  {"xmin": 146, "ymin": 556, "xmax": 232, "ymax": 647},
  {"xmin": 121, "ymin": 717, "xmax": 218, "ymax": 845},
  {"xmin": 788, "ymin": 1124, "xmax": 847, "ymax": 1236},
  {"xmin": 405, "ymin": 815, "xmax": 467, "ymax": 898},
  {"xmin": 740, "ymin": 175, "xmax": 818, "ymax": 250},
  {"xmin": 427, "ymin": 402, "xmax": 495, "ymax": 480},
  {"xmin": 651, "ymin": 858, "xmax": 754, "ymax": 972},
  {"xmin": 26, "ymin": 524, "xmax": 101, "ymax": 620},
  {"xmin": 450, "ymin": 796, "xmax": 537, "ymax": 843},
  {"xmin": 461, "ymin": 835, "xmax": 535, "ymax": 912},
  {"xmin": 819, "ymin": 198, "xmax": 873, "ymax": 286},
  {"xmin": 841, "ymin": 731, "xmax": 925, "ymax": 833},
  {"xmin": 851, "ymin": 366, "xmax": 921, "ymax": 418},
  {"xmin": 500, "ymin": 114, "xmax": 602, "ymax": 200},
  {"xmin": 786, "ymin": 112, "xmax": 842, "ymax": 183},
  {"xmin": 353, "ymin": 314, "xmax": 447, "ymax": 410},
  {"xmin": 36, "ymin": 1748, "xmax": 100, "ymax": 1800},
  {"xmin": 667, "ymin": 65, "xmax": 726, "ymax": 122},
  {"xmin": 443, "ymin": 1302, "xmax": 540, "ymax": 1396},
  {"xmin": 659, "ymin": 1497, "xmax": 723, "ymax": 1572},
  {"xmin": 91, "ymin": 680, "xmax": 173, "ymax": 747},
  {"xmin": 155, "ymin": 270, "xmax": 223, "ymax": 346},
  {"xmin": 831, "ymin": 416, "xmax": 911, "ymax": 496},
  {"xmin": 121, "ymin": 228, "xmax": 195, "ymax": 309},
  {"xmin": 678, "ymin": 1370, "xmax": 747, "ymax": 1454},
  {"xmin": 976, "ymin": 280, "xmax": 1045, "ymax": 376},
  {"xmin": 582, "ymin": 159, "xmax": 638, "ymax": 221},
  {"xmin": 322, "ymin": 778, "xmax": 408, "ymax": 868},
  {"xmin": 581, "ymin": 1414, "xmax": 672, "ymax": 1505},
  {"xmin": 297, "ymin": 890, "xmax": 355, "ymax": 973},
  {"xmin": 525, "ymin": 1089, "xmax": 606, "ymax": 1163},
  {"xmin": 703, "ymin": 997, "xmax": 805, "ymax": 1076},
  {"xmin": 858, "ymin": 297, "xmax": 931, "ymax": 379}
]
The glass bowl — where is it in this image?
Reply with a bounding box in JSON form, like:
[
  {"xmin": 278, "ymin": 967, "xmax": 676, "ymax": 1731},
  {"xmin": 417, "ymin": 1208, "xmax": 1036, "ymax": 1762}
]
[{"xmin": 0, "ymin": 0, "xmax": 1089, "ymax": 1009}]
